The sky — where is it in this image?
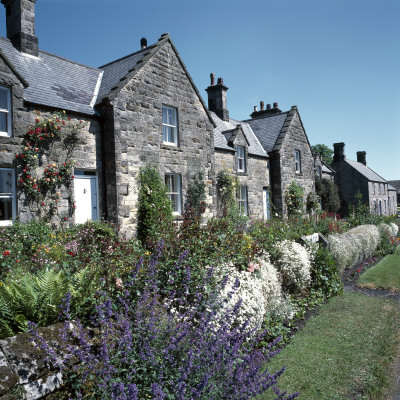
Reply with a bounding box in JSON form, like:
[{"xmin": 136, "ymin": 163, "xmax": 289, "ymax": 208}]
[{"xmin": 1, "ymin": 0, "xmax": 399, "ymax": 180}]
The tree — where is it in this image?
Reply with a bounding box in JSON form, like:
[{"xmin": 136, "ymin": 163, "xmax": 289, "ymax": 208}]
[
  {"xmin": 315, "ymin": 178, "xmax": 340, "ymax": 212},
  {"xmin": 311, "ymin": 144, "xmax": 333, "ymax": 165}
]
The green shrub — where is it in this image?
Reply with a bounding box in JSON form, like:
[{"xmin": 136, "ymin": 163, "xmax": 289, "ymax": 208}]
[
  {"xmin": 137, "ymin": 165, "xmax": 173, "ymax": 246},
  {"xmin": 310, "ymin": 247, "xmax": 343, "ymax": 298},
  {"xmin": 185, "ymin": 170, "xmax": 206, "ymax": 218},
  {"xmin": 315, "ymin": 178, "xmax": 340, "ymax": 213},
  {"xmin": 284, "ymin": 182, "xmax": 304, "ymax": 216},
  {"xmin": 216, "ymin": 169, "xmax": 237, "ymax": 217}
]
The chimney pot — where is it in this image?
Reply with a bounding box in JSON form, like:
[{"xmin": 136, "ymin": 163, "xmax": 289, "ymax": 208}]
[
  {"xmin": 260, "ymin": 101, "xmax": 265, "ymax": 111},
  {"xmin": 217, "ymin": 77, "xmax": 224, "ymax": 85},
  {"xmin": 140, "ymin": 37, "xmax": 147, "ymax": 49},
  {"xmin": 254, "ymin": 106, "xmax": 258, "ymax": 112},
  {"xmin": 267, "ymin": 104, "xmax": 271, "ymax": 110},
  {"xmin": 210, "ymin": 73, "xmax": 215, "ymax": 86},
  {"xmin": 273, "ymin": 102, "xmax": 278, "ymax": 109}
]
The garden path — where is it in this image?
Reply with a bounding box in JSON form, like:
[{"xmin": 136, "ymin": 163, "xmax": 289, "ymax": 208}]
[{"xmin": 342, "ymin": 259, "xmax": 400, "ymax": 400}]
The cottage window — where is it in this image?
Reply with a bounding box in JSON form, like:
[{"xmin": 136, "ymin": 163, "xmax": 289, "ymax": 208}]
[
  {"xmin": 0, "ymin": 87, "xmax": 11, "ymax": 137},
  {"xmin": 295, "ymin": 150, "xmax": 301, "ymax": 173},
  {"xmin": 316, "ymin": 165, "xmax": 322, "ymax": 180},
  {"xmin": 162, "ymin": 105, "xmax": 178, "ymax": 145},
  {"xmin": 165, "ymin": 173, "xmax": 182, "ymax": 214},
  {"xmin": 0, "ymin": 168, "xmax": 16, "ymax": 225},
  {"xmin": 237, "ymin": 185, "xmax": 248, "ymax": 216},
  {"xmin": 372, "ymin": 183, "xmax": 375, "ymax": 194},
  {"xmin": 237, "ymin": 145, "xmax": 246, "ymax": 172},
  {"xmin": 378, "ymin": 184, "xmax": 381, "ymax": 195}
]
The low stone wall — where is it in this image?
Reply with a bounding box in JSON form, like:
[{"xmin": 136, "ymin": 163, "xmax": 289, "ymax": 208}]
[{"xmin": 0, "ymin": 324, "xmax": 64, "ymax": 400}]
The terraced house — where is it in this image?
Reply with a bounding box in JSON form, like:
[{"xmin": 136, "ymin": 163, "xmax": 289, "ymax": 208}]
[{"xmin": 0, "ymin": 0, "xmax": 317, "ymax": 234}]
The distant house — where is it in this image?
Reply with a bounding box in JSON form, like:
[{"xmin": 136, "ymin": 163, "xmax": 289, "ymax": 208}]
[
  {"xmin": 313, "ymin": 153, "xmax": 335, "ymax": 182},
  {"xmin": 388, "ymin": 180, "xmax": 400, "ymax": 207},
  {"xmin": 331, "ymin": 142, "xmax": 394, "ymax": 216}
]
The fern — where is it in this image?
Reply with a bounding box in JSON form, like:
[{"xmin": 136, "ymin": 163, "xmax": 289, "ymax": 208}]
[{"xmin": 0, "ymin": 267, "xmax": 100, "ymax": 339}]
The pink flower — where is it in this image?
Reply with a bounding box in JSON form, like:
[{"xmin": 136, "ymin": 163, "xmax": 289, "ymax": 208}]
[
  {"xmin": 247, "ymin": 262, "xmax": 259, "ymax": 273},
  {"xmin": 116, "ymin": 278, "xmax": 123, "ymax": 289}
]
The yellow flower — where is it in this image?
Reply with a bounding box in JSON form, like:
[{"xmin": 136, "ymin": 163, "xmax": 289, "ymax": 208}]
[
  {"xmin": 63, "ymin": 110, "xmax": 66, "ymax": 114},
  {"xmin": 34, "ymin": 155, "xmax": 37, "ymax": 158}
]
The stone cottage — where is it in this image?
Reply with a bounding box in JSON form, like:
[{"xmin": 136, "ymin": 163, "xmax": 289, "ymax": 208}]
[
  {"xmin": 331, "ymin": 142, "xmax": 394, "ymax": 216},
  {"xmin": 0, "ymin": 0, "xmax": 216, "ymax": 234},
  {"xmin": 206, "ymin": 75, "xmax": 271, "ymax": 219},
  {"xmin": 245, "ymin": 102, "xmax": 315, "ymax": 215},
  {"xmin": 0, "ymin": 0, "xmax": 319, "ymax": 232}
]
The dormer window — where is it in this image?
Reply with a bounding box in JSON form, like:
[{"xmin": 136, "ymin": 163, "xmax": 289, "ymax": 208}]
[
  {"xmin": 295, "ymin": 150, "xmax": 301, "ymax": 173},
  {"xmin": 162, "ymin": 105, "xmax": 178, "ymax": 145},
  {"xmin": 237, "ymin": 145, "xmax": 246, "ymax": 172},
  {"xmin": 0, "ymin": 87, "xmax": 11, "ymax": 137}
]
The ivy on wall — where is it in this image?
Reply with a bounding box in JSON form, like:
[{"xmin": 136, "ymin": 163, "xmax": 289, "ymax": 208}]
[{"xmin": 15, "ymin": 111, "xmax": 87, "ymax": 224}]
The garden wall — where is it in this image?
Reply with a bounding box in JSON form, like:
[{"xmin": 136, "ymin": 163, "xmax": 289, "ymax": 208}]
[{"xmin": 0, "ymin": 324, "xmax": 64, "ymax": 400}]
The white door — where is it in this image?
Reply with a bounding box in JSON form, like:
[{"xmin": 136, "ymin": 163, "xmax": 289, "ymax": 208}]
[
  {"xmin": 74, "ymin": 174, "xmax": 98, "ymax": 224},
  {"xmin": 263, "ymin": 188, "xmax": 270, "ymax": 220}
]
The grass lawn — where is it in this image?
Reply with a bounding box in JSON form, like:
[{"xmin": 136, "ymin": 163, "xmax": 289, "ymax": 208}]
[
  {"xmin": 259, "ymin": 292, "xmax": 400, "ymax": 400},
  {"xmin": 357, "ymin": 254, "xmax": 400, "ymax": 290}
]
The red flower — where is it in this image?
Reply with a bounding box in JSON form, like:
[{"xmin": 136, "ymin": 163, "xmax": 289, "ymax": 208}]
[
  {"xmin": 64, "ymin": 217, "xmax": 68, "ymax": 221},
  {"xmin": 19, "ymin": 179, "xmax": 23, "ymax": 183},
  {"xmin": 41, "ymin": 202, "xmax": 45, "ymax": 206},
  {"xmin": 15, "ymin": 154, "xmax": 19, "ymax": 158},
  {"xmin": 71, "ymin": 175, "xmax": 75, "ymax": 179},
  {"xmin": 3, "ymin": 250, "xmax": 10, "ymax": 256}
]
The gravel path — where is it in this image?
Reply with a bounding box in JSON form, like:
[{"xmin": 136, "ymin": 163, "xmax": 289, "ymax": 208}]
[{"xmin": 342, "ymin": 257, "xmax": 400, "ymax": 399}]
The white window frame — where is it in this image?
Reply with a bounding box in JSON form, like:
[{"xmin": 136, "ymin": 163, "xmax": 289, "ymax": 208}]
[
  {"xmin": 0, "ymin": 167, "xmax": 16, "ymax": 226},
  {"xmin": 165, "ymin": 173, "xmax": 182, "ymax": 214},
  {"xmin": 237, "ymin": 145, "xmax": 246, "ymax": 172},
  {"xmin": 237, "ymin": 185, "xmax": 248, "ymax": 216},
  {"xmin": 0, "ymin": 87, "xmax": 11, "ymax": 137},
  {"xmin": 162, "ymin": 105, "xmax": 178, "ymax": 146},
  {"xmin": 295, "ymin": 149, "xmax": 301, "ymax": 173}
]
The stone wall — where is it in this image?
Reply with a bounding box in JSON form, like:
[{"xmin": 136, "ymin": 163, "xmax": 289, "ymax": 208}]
[
  {"xmin": 0, "ymin": 325, "xmax": 64, "ymax": 400},
  {"xmin": 0, "ymin": 56, "xmax": 103, "ymax": 226},
  {"xmin": 105, "ymin": 40, "xmax": 216, "ymax": 234},
  {"xmin": 273, "ymin": 111, "xmax": 315, "ymax": 215},
  {"xmin": 215, "ymin": 149, "xmax": 269, "ymax": 219}
]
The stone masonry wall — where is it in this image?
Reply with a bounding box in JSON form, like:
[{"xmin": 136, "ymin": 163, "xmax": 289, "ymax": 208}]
[
  {"xmin": 0, "ymin": 56, "xmax": 102, "ymax": 225},
  {"xmin": 109, "ymin": 40, "xmax": 216, "ymax": 235},
  {"xmin": 214, "ymin": 148, "xmax": 269, "ymax": 219},
  {"xmin": 278, "ymin": 112, "xmax": 315, "ymax": 215}
]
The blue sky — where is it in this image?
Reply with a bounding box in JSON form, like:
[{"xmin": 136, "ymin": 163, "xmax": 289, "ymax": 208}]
[{"xmin": 2, "ymin": 0, "xmax": 399, "ymax": 179}]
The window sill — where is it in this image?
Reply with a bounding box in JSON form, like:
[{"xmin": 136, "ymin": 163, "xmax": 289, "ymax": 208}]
[
  {"xmin": 161, "ymin": 143, "xmax": 181, "ymax": 151},
  {"xmin": 0, "ymin": 220, "xmax": 13, "ymax": 227}
]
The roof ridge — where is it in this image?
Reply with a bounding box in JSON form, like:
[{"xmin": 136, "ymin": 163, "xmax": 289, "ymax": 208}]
[
  {"xmin": 242, "ymin": 111, "xmax": 289, "ymax": 122},
  {"xmin": 99, "ymin": 44, "xmax": 156, "ymax": 69},
  {"xmin": 38, "ymin": 49, "xmax": 101, "ymax": 72}
]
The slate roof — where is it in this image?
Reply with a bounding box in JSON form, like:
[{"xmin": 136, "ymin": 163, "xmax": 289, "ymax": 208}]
[
  {"xmin": 0, "ymin": 37, "xmax": 102, "ymax": 116},
  {"xmin": 97, "ymin": 45, "xmax": 155, "ymax": 103},
  {"xmin": 345, "ymin": 159, "xmax": 387, "ymax": 183},
  {"xmin": 244, "ymin": 112, "xmax": 288, "ymax": 153},
  {"xmin": 322, "ymin": 162, "xmax": 335, "ymax": 174},
  {"xmin": 211, "ymin": 111, "xmax": 267, "ymax": 157},
  {"xmin": 388, "ymin": 180, "xmax": 400, "ymax": 193}
]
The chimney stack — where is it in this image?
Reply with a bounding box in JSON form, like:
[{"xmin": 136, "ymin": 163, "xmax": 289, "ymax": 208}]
[
  {"xmin": 140, "ymin": 37, "xmax": 147, "ymax": 50},
  {"xmin": 250, "ymin": 100, "xmax": 281, "ymax": 118},
  {"xmin": 2, "ymin": 0, "xmax": 39, "ymax": 56},
  {"xmin": 333, "ymin": 142, "xmax": 346, "ymax": 163},
  {"xmin": 357, "ymin": 151, "xmax": 367, "ymax": 166},
  {"xmin": 206, "ymin": 73, "xmax": 229, "ymax": 121}
]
